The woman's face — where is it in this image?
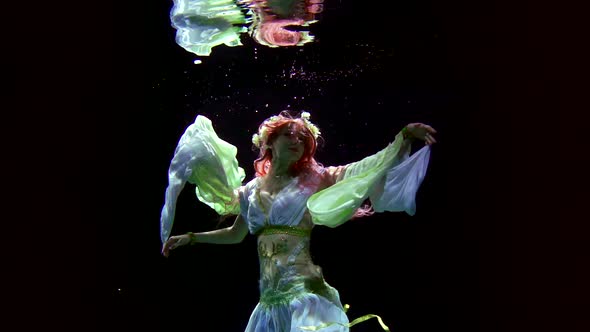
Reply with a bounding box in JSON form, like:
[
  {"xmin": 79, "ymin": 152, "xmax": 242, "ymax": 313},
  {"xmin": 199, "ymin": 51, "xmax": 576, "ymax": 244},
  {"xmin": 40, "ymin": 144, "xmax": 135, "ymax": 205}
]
[{"xmin": 270, "ymin": 123, "xmax": 305, "ymax": 163}]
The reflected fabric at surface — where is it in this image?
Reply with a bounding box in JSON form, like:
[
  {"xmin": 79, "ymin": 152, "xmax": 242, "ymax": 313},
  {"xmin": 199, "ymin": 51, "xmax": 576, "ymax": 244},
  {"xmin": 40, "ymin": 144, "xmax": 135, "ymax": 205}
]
[
  {"xmin": 169, "ymin": 0, "xmax": 323, "ymax": 58},
  {"xmin": 170, "ymin": 0, "xmax": 250, "ymax": 56}
]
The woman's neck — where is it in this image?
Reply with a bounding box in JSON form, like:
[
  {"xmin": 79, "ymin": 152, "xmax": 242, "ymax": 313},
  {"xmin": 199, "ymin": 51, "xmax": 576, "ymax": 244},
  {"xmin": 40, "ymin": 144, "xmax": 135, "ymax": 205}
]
[{"xmin": 268, "ymin": 160, "xmax": 292, "ymax": 178}]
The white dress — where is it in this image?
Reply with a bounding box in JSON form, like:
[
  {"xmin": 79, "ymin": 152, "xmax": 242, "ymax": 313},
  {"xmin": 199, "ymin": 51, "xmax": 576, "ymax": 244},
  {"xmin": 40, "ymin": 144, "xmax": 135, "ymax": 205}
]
[{"xmin": 160, "ymin": 115, "xmax": 432, "ymax": 331}]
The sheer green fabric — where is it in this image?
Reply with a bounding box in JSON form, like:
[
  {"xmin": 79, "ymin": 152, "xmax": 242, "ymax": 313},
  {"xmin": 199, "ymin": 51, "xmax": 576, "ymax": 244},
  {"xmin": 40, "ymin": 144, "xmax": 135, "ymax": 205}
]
[
  {"xmin": 307, "ymin": 132, "xmax": 406, "ymax": 227},
  {"xmin": 187, "ymin": 116, "xmax": 245, "ymax": 214},
  {"xmin": 170, "ymin": 0, "xmax": 250, "ymax": 57},
  {"xmin": 160, "ymin": 115, "xmax": 245, "ymax": 242}
]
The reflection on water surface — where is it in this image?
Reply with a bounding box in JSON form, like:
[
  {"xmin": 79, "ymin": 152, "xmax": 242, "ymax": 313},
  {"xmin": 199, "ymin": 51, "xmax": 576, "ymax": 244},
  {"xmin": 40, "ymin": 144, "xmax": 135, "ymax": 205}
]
[{"xmin": 171, "ymin": 0, "xmax": 324, "ymax": 59}]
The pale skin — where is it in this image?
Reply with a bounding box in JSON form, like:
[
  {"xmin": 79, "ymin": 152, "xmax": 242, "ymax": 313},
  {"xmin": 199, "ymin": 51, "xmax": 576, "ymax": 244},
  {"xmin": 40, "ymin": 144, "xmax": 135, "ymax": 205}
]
[{"xmin": 161, "ymin": 122, "xmax": 436, "ymax": 257}]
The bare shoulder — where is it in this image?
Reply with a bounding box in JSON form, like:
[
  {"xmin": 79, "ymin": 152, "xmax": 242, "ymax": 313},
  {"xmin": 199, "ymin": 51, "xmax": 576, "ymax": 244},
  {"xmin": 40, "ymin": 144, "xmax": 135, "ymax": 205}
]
[{"xmin": 301, "ymin": 165, "xmax": 346, "ymax": 191}]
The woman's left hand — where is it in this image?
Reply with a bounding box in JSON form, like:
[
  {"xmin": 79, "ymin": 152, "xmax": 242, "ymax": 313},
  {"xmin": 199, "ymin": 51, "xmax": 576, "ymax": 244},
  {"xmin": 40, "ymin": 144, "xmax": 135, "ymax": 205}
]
[
  {"xmin": 162, "ymin": 234, "xmax": 191, "ymax": 257},
  {"xmin": 406, "ymin": 123, "xmax": 437, "ymax": 145}
]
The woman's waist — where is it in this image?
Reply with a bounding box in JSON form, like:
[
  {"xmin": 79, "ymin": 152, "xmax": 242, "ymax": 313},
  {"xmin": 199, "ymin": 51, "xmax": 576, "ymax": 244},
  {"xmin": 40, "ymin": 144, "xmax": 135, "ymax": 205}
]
[
  {"xmin": 255, "ymin": 224, "xmax": 312, "ymax": 237},
  {"xmin": 259, "ymin": 260, "xmax": 323, "ymax": 278},
  {"xmin": 258, "ymin": 262, "xmax": 329, "ymax": 305},
  {"xmin": 257, "ymin": 233, "xmax": 311, "ymax": 260}
]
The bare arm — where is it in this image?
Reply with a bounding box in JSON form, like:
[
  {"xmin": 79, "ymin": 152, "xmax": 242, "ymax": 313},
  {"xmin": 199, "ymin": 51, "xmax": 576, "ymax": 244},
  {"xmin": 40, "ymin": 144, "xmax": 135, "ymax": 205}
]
[{"xmin": 162, "ymin": 214, "xmax": 249, "ymax": 257}]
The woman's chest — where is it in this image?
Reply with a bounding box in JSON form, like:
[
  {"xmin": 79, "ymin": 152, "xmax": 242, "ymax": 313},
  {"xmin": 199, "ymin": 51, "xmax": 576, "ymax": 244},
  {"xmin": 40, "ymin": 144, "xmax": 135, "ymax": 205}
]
[
  {"xmin": 256, "ymin": 180, "xmax": 311, "ymax": 213},
  {"xmin": 247, "ymin": 178, "xmax": 315, "ymax": 224},
  {"xmin": 258, "ymin": 177, "xmax": 296, "ymax": 201}
]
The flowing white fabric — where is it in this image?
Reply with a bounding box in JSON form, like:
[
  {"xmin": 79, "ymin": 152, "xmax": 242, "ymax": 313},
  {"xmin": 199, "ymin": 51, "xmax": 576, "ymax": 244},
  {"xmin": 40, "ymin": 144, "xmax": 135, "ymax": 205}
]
[
  {"xmin": 308, "ymin": 132, "xmax": 431, "ymax": 227},
  {"xmin": 371, "ymin": 146, "xmax": 431, "ymax": 215},
  {"xmin": 160, "ymin": 115, "xmax": 245, "ymax": 243},
  {"xmin": 170, "ymin": 0, "xmax": 249, "ymax": 56},
  {"xmin": 245, "ymin": 292, "xmax": 349, "ymax": 332}
]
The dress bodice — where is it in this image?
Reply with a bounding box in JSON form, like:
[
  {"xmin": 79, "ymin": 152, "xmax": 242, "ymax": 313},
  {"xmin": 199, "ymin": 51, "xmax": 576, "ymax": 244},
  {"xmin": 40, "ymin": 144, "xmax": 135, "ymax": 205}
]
[{"xmin": 239, "ymin": 175, "xmax": 319, "ymax": 235}]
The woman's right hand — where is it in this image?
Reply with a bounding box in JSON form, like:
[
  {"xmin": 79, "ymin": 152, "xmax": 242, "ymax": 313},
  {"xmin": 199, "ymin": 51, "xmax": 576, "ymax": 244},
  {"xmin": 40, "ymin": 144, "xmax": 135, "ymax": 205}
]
[
  {"xmin": 405, "ymin": 123, "xmax": 437, "ymax": 145},
  {"xmin": 162, "ymin": 234, "xmax": 191, "ymax": 257}
]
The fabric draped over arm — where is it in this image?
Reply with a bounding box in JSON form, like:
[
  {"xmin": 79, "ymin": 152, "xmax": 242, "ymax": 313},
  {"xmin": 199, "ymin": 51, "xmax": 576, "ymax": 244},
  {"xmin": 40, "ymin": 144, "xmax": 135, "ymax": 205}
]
[
  {"xmin": 160, "ymin": 115, "xmax": 245, "ymax": 243},
  {"xmin": 307, "ymin": 131, "xmax": 431, "ymax": 227}
]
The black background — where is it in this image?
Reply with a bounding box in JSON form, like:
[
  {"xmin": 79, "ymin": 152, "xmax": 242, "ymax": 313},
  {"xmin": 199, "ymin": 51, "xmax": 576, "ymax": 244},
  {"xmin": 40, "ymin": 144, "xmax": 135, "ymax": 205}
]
[{"xmin": 11, "ymin": 0, "xmax": 585, "ymax": 332}]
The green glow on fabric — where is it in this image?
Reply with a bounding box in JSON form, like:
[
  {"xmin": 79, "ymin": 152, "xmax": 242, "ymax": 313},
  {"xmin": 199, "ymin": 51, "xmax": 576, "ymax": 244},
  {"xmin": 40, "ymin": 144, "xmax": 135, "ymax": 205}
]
[
  {"xmin": 307, "ymin": 131, "xmax": 405, "ymax": 227},
  {"xmin": 299, "ymin": 313, "xmax": 391, "ymax": 331},
  {"xmin": 188, "ymin": 116, "xmax": 245, "ymax": 215},
  {"xmin": 170, "ymin": 0, "xmax": 250, "ymax": 56}
]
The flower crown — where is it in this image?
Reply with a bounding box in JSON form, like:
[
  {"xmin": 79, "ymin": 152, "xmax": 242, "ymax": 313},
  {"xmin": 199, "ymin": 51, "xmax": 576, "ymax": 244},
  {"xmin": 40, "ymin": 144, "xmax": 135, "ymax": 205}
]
[{"xmin": 252, "ymin": 111, "xmax": 320, "ymax": 149}]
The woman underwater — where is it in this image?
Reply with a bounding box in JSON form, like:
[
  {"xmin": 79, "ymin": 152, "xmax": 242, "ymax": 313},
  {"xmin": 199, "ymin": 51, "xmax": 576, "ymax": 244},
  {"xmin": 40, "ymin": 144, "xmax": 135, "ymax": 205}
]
[{"xmin": 160, "ymin": 111, "xmax": 436, "ymax": 331}]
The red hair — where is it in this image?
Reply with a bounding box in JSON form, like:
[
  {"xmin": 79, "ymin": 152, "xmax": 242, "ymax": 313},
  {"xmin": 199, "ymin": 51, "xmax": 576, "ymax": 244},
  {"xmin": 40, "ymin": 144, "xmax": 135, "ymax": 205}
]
[
  {"xmin": 253, "ymin": 111, "xmax": 319, "ymax": 177},
  {"xmin": 252, "ymin": 111, "xmax": 374, "ymax": 219},
  {"xmin": 258, "ymin": 20, "xmax": 303, "ymax": 46}
]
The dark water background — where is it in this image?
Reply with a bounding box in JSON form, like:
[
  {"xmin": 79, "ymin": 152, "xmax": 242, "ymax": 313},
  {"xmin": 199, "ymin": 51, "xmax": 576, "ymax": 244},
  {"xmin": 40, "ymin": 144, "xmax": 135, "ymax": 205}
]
[{"xmin": 12, "ymin": 1, "xmax": 582, "ymax": 332}]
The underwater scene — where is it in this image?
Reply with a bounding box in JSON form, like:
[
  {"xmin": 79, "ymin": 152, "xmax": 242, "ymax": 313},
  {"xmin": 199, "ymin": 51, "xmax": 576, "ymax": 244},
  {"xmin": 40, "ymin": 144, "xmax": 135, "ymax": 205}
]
[{"xmin": 69, "ymin": 0, "xmax": 504, "ymax": 331}]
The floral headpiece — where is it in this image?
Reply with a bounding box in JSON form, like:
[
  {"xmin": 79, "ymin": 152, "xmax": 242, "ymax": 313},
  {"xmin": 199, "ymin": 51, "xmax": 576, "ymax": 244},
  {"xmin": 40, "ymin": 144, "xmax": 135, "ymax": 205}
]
[{"xmin": 252, "ymin": 111, "xmax": 321, "ymax": 149}]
